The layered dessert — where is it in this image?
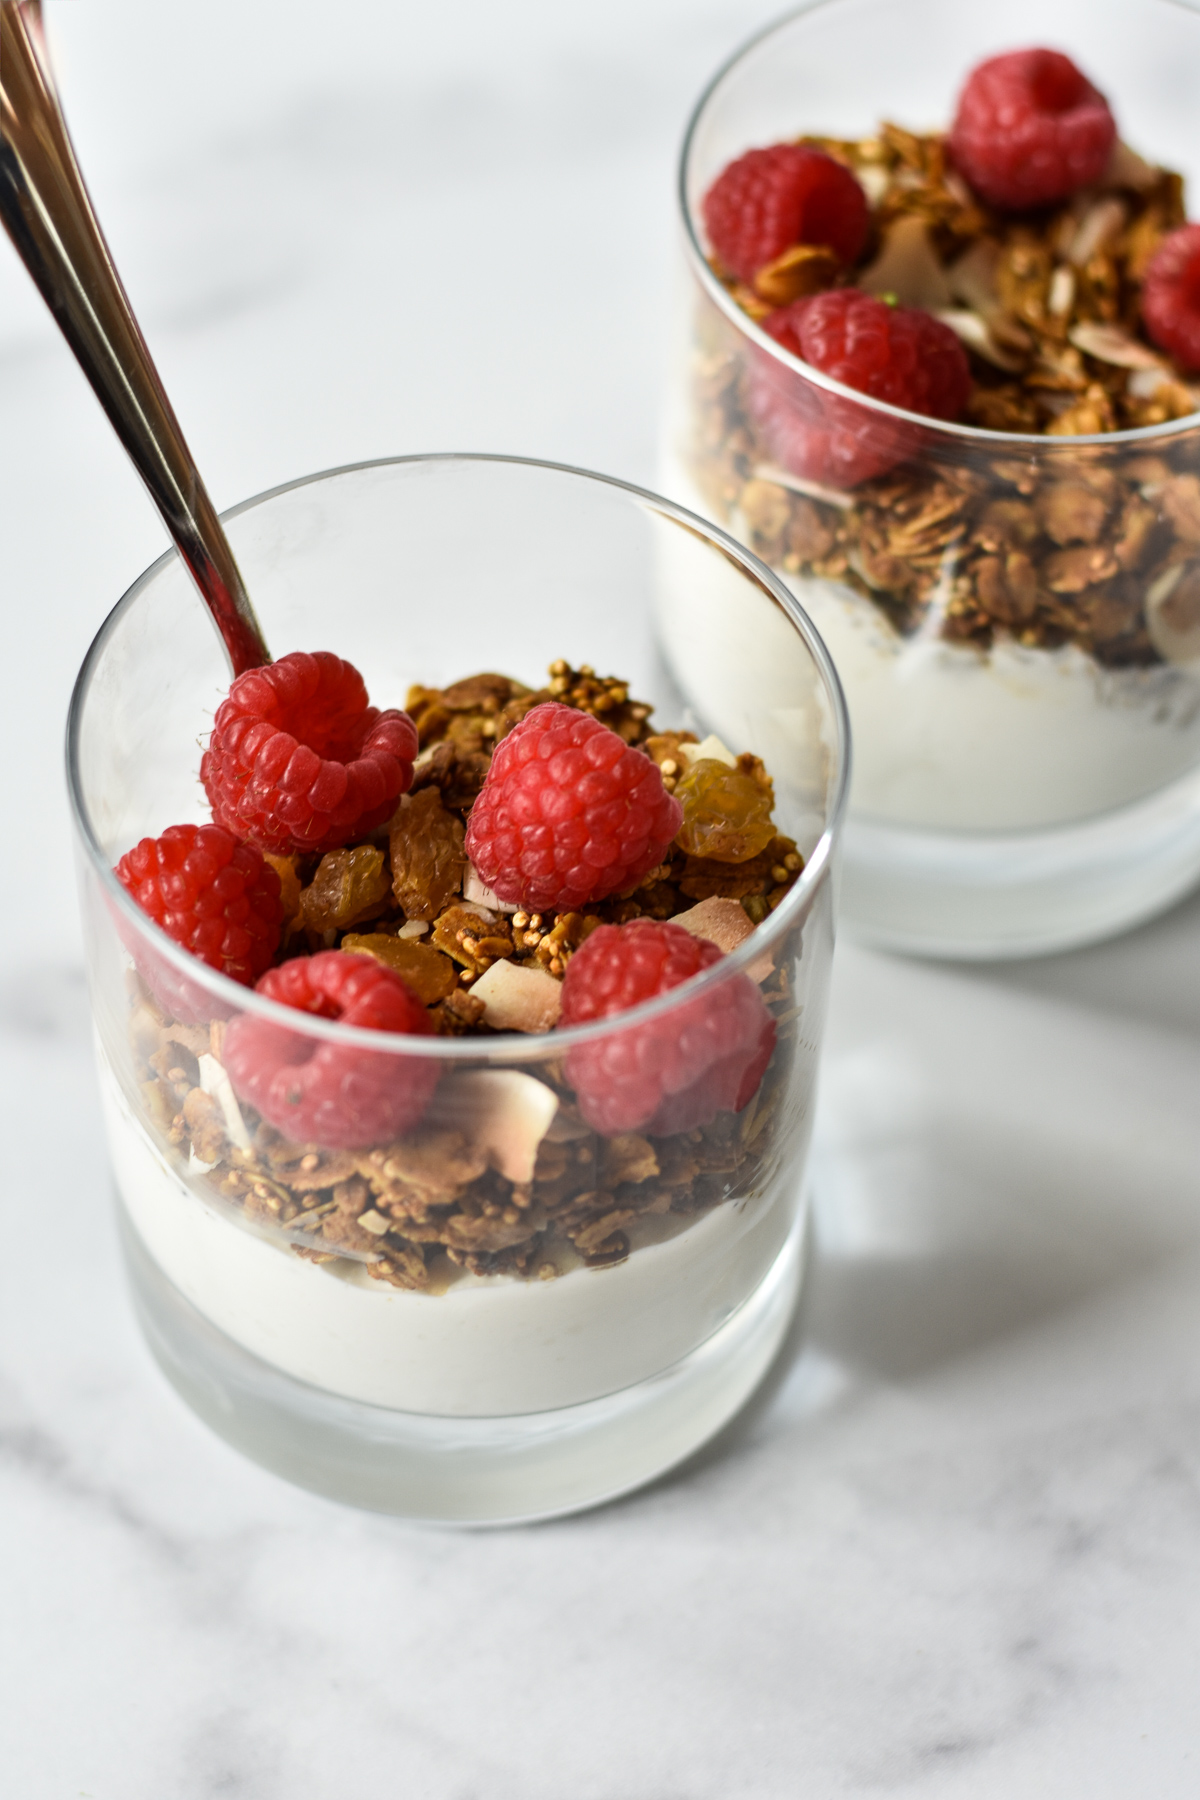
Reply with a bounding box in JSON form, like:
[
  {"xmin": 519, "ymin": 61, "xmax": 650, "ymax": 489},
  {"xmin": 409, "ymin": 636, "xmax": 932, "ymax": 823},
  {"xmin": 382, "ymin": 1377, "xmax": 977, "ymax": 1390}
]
[
  {"xmin": 104, "ymin": 653, "xmax": 815, "ymax": 1416},
  {"xmin": 672, "ymin": 46, "xmax": 1200, "ymax": 830}
]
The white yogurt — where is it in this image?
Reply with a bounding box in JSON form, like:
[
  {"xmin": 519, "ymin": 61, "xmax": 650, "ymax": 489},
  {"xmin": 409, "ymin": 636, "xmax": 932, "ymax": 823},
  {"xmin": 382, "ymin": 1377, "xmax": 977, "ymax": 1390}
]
[
  {"xmin": 99, "ymin": 1052, "xmax": 792, "ymax": 1418},
  {"xmin": 664, "ymin": 458, "xmax": 1200, "ymax": 832}
]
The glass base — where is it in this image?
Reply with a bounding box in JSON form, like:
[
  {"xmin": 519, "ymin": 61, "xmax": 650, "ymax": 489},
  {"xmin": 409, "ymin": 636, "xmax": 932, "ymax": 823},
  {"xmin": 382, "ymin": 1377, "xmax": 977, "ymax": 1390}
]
[
  {"xmin": 118, "ymin": 1199, "xmax": 806, "ymax": 1525},
  {"xmin": 840, "ymin": 764, "xmax": 1200, "ymax": 959}
]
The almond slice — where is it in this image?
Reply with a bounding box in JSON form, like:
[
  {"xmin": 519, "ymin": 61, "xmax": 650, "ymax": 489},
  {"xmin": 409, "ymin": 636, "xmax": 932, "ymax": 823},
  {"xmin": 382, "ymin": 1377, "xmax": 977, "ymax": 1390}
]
[
  {"xmin": 197, "ymin": 1052, "xmax": 253, "ymax": 1153},
  {"xmin": 932, "ymin": 308, "xmax": 1025, "ymax": 372},
  {"xmin": 945, "ymin": 238, "xmax": 1001, "ymax": 316},
  {"xmin": 1068, "ymin": 321, "xmax": 1165, "ymax": 370},
  {"xmin": 1066, "ymin": 196, "xmax": 1128, "ymax": 268}
]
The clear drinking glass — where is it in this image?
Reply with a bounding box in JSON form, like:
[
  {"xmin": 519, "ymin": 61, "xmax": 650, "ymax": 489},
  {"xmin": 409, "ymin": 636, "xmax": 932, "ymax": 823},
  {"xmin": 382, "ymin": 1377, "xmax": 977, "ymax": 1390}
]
[
  {"xmin": 665, "ymin": 0, "xmax": 1200, "ymax": 958},
  {"xmin": 68, "ymin": 454, "xmax": 848, "ymax": 1524}
]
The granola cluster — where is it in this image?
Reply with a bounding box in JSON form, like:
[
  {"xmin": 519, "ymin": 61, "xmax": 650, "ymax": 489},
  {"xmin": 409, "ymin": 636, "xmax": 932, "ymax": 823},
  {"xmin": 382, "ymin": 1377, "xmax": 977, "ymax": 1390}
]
[
  {"xmin": 689, "ymin": 124, "xmax": 1200, "ymax": 663},
  {"xmin": 126, "ymin": 662, "xmax": 805, "ymax": 1288}
]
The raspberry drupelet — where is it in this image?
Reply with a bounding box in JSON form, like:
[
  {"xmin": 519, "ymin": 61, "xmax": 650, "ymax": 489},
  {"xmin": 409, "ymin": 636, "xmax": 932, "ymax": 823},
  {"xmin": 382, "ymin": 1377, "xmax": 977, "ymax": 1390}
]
[
  {"xmin": 702, "ymin": 143, "xmax": 869, "ymax": 284},
  {"xmin": 1141, "ymin": 225, "xmax": 1200, "ymax": 374},
  {"xmin": 223, "ymin": 950, "xmax": 438, "ymax": 1148},
  {"xmin": 948, "ymin": 48, "xmax": 1116, "ymax": 211},
  {"xmin": 559, "ymin": 919, "xmax": 776, "ymax": 1136},
  {"xmin": 753, "ymin": 289, "xmax": 970, "ymax": 487},
  {"xmin": 202, "ymin": 651, "xmax": 418, "ymax": 856},
  {"xmin": 465, "ymin": 702, "xmax": 683, "ymax": 914},
  {"xmin": 115, "ymin": 822, "xmax": 283, "ymax": 987}
]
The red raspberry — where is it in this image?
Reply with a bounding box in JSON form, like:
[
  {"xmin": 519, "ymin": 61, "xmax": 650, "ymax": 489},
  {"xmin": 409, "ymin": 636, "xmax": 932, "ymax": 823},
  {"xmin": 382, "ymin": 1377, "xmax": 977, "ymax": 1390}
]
[
  {"xmin": 558, "ymin": 919, "xmax": 775, "ymax": 1136},
  {"xmin": 114, "ymin": 823, "xmax": 283, "ymax": 1026},
  {"xmin": 465, "ymin": 703, "xmax": 683, "ymax": 913},
  {"xmin": 948, "ymin": 49, "xmax": 1116, "ymax": 211},
  {"xmin": 1141, "ymin": 225, "xmax": 1200, "ymax": 374},
  {"xmin": 751, "ymin": 290, "xmax": 970, "ymax": 487},
  {"xmin": 116, "ymin": 822, "xmax": 282, "ymax": 984},
  {"xmin": 702, "ymin": 144, "xmax": 869, "ymax": 284},
  {"xmin": 223, "ymin": 951, "xmax": 438, "ymax": 1148},
  {"xmin": 201, "ymin": 651, "xmax": 418, "ymax": 855}
]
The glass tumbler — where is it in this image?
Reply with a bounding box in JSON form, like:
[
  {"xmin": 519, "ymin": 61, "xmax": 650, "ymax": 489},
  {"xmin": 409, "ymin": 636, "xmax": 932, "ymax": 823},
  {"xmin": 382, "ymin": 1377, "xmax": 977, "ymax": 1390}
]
[
  {"xmin": 68, "ymin": 454, "xmax": 848, "ymax": 1524},
  {"xmin": 665, "ymin": 0, "xmax": 1200, "ymax": 958}
]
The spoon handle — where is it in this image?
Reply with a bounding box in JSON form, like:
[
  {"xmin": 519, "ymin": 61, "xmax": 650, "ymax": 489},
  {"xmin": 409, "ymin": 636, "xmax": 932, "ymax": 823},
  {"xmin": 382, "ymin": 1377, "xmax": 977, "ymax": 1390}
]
[{"xmin": 0, "ymin": 0, "xmax": 270, "ymax": 673}]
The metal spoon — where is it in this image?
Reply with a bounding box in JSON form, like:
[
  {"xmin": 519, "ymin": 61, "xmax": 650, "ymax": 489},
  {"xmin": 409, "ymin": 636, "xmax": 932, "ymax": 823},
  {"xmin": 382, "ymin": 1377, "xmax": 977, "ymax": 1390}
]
[{"xmin": 0, "ymin": 0, "xmax": 270, "ymax": 673}]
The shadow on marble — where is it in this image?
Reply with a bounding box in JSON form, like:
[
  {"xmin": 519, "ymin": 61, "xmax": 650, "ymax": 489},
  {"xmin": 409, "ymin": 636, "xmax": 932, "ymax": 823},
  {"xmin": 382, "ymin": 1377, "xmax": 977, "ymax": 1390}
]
[
  {"xmin": 961, "ymin": 883, "xmax": 1200, "ymax": 1043},
  {"xmin": 623, "ymin": 1080, "xmax": 1200, "ymax": 1510}
]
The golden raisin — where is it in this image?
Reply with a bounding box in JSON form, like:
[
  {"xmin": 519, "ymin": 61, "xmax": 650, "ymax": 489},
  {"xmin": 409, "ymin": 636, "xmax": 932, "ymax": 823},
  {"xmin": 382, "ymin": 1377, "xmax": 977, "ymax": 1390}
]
[
  {"xmin": 390, "ymin": 788, "xmax": 466, "ymax": 920},
  {"xmin": 673, "ymin": 759, "xmax": 776, "ymax": 864},
  {"xmin": 300, "ymin": 846, "xmax": 390, "ymax": 932},
  {"xmin": 340, "ymin": 934, "xmax": 457, "ymax": 1003},
  {"xmin": 262, "ymin": 853, "xmax": 303, "ymax": 935}
]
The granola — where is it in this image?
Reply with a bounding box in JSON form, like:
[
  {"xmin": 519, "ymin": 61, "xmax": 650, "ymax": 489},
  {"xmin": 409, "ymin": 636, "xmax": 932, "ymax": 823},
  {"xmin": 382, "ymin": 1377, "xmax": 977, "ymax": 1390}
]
[
  {"xmin": 688, "ymin": 124, "xmax": 1200, "ymax": 665},
  {"xmin": 125, "ymin": 661, "xmax": 805, "ymax": 1290}
]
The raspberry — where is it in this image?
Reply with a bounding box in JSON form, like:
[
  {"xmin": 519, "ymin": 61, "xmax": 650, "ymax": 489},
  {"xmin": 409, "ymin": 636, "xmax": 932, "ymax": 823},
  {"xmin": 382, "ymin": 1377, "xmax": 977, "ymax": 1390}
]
[
  {"xmin": 116, "ymin": 823, "xmax": 282, "ymax": 985},
  {"xmin": 464, "ymin": 703, "xmax": 683, "ymax": 913},
  {"xmin": 702, "ymin": 144, "xmax": 869, "ymax": 284},
  {"xmin": 948, "ymin": 49, "xmax": 1116, "ymax": 211},
  {"xmin": 1141, "ymin": 225, "xmax": 1200, "ymax": 374},
  {"xmin": 752, "ymin": 290, "xmax": 970, "ymax": 486},
  {"xmin": 201, "ymin": 651, "xmax": 418, "ymax": 855},
  {"xmin": 223, "ymin": 951, "xmax": 438, "ymax": 1148},
  {"xmin": 558, "ymin": 919, "xmax": 775, "ymax": 1137}
]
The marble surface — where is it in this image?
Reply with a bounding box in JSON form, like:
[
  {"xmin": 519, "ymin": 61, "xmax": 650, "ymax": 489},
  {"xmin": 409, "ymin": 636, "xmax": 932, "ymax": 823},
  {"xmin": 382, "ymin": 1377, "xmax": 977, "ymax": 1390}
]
[{"xmin": 3, "ymin": 3, "xmax": 1200, "ymax": 1793}]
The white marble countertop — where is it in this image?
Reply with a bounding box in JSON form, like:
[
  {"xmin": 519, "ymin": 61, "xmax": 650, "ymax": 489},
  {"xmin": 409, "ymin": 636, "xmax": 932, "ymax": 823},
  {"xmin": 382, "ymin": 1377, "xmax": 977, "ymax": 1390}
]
[{"xmin": 4, "ymin": 3, "xmax": 1200, "ymax": 1793}]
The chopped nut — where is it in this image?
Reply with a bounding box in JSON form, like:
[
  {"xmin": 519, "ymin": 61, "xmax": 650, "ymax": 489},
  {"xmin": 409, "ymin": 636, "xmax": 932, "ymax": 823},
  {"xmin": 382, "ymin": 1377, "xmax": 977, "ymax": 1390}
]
[
  {"xmin": 340, "ymin": 933, "xmax": 457, "ymax": 1003},
  {"xmin": 752, "ymin": 242, "xmax": 840, "ymax": 306},
  {"xmin": 356, "ymin": 1209, "xmax": 392, "ymax": 1237}
]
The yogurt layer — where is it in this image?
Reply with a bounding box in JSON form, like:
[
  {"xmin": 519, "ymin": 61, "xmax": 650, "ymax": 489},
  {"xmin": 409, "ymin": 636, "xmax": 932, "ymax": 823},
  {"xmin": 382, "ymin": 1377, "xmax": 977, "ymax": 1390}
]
[
  {"xmin": 99, "ymin": 1051, "xmax": 794, "ymax": 1417},
  {"xmin": 664, "ymin": 458, "xmax": 1200, "ymax": 833}
]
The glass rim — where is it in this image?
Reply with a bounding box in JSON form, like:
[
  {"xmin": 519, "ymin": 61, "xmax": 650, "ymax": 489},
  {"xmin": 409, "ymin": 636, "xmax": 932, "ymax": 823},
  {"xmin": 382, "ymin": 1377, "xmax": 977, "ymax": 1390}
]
[
  {"xmin": 66, "ymin": 450, "xmax": 851, "ymax": 1062},
  {"xmin": 677, "ymin": 0, "xmax": 1200, "ymax": 456}
]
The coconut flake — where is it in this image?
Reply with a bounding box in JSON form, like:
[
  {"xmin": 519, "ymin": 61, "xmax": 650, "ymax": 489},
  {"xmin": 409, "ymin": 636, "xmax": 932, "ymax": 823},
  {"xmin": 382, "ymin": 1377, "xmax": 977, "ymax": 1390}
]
[
  {"xmin": 438, "ymin": 1070, "xmax": 559, "ymax": 1184},
  {"xmin": 463, "ymin": 862, "xmax": 519, "ymax": 914},
  {"xmin": 672, "ymin": 897, "xmax": 775, "ymax": 984},
  {"xmin": 197, "ymin": 1053, "xmax": 253, "ymax": 1153},
  {"xmin": 471, "ymin": 961, "xmax": 562, "ymax": 1033},
  {"xmin": 856, "ymin": 163, "xmax": 891, "ymax": 206},
  {"xmin": 858, "ymin": 215, "xmax": 953, "ymax": 310},
  {"xmin": 677, "ymin": 734, "xmax": 737, "ymax": 769},
  {"xmin": 1146, "ymin": 564, "xmax": 1200, "ymax": 665},
  {"xmin": 1102, "ymin": 140, "xmax": 1162, "ymax": 193}
]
